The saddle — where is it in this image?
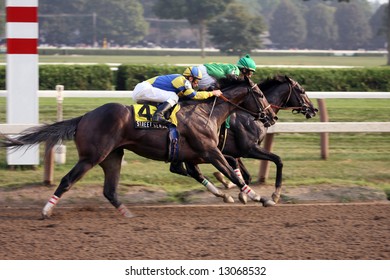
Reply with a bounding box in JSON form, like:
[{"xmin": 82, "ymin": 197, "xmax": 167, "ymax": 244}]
[{"xmin": 133, "ymin": 102, "xmax": 180, "ymax": 162}]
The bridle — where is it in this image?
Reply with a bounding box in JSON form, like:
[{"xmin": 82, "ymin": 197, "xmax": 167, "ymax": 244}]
[
  {"xmin": 270, "ymin": 79, "xmax": 311, "ymax": 114},
  {"xmin": 218, "ymin": 83, "xmax": 269, "ymax": 120}
]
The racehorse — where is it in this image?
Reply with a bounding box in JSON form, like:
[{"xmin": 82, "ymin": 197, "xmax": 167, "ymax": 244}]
[
  {"xmin": 172, "ymin": 75, "xmax": 318, "ymax": 204},
  {"xmin": 0, "ymin": 76, "xmax": 276, "ymax": 218}
]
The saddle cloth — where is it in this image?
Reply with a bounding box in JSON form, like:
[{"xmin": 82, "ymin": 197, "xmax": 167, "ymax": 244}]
[
  {"xmin": 133, "ymin": 103, "xmax": 179, "ymax": 128},
  {"xmin": 133, "ymin": 103, "xmax": 180, "ymax": 162}
]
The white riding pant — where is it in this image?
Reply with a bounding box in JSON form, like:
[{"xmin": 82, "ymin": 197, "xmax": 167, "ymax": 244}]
[
  {"xmin": 198, "ymin": 65, "xmax": 218, "ymax": 90},
  {"xmin": 132, "ymin": 81, "xmax": 178, "ymax": 106}
]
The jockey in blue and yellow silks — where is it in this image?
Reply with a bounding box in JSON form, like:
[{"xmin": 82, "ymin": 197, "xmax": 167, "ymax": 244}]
[{"xmin": 132, "ymin": 66, "xmax": 222, "ymax": 125}]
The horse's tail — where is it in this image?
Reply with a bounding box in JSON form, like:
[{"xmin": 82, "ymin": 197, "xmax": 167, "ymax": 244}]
[{"xmin": 0, "ymin": 116, "xmax": 83, "ymax": 150}]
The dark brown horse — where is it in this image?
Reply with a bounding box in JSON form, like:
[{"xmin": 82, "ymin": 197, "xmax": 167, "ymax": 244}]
[
  {"xmin": 0, "ymin": 77, "xmax": 276, "ymax": 218},
  {"xmin": 172, "ymin": 75, "xmax": 317, "ymax": 204}
]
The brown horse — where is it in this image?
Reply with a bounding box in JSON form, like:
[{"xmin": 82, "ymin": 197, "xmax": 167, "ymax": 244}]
[
  {"xmin": 0, "ymin": 77, "xmax": 276, "ymax": 218},
  {"xmin": 172, "ymin": 75, "xmax": 318, "ymax": 204}
]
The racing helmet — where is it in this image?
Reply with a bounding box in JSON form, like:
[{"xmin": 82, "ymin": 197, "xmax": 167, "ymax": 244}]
[
  {"xmin": 237, "ymin": 54, "xmax": 256, "ymax": 72},
  {"xmin": 183, "ymin": 66, "xmax": 202, "ymax": 80}
]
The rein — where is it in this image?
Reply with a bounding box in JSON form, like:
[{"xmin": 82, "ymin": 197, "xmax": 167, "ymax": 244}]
[{"xmin": 218, "ymin": 84, "xmax": 265, "ymax": 118}]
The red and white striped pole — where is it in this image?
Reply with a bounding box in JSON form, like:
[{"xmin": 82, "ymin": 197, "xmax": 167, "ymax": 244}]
[{"xmin": 6, "ymin": 0, "xmax": 39, "ymax": 165}]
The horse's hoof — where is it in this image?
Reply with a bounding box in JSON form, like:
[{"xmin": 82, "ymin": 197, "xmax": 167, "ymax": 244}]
[
  {"xmin": 225, "ymin": 182, "xmax": 236, "ymax": 189},
  {"xmin": 213, "ymin": 172, "xmax": 235, "ymax": 189},
  {"xmin": 223, "ymin": 194, "xmax": 234, "ymax": 203},
  {"xmin": 238, "ymin": 192, "xmax": 248, "ymax": 204},
  {"xmin": 41, "ymin": 211, "xmax": 52, "ymax": 219},
  {"xmin": 272, "ymin": 193, "xmax": 280, "ymax": 203},
  {"xmin": 41, "ymin": 208, "xmax": 53, "ymax": 219},
  {"xmin": 261, "ymin": 198, "xmax": 276, "ymax": 207},
  {"xmin": 123, "ymin": 212, "xmax": 135, "ymax": 218},
  {"xmin": 117, "ymin": 205, "xmax": 135, "ymax": 218}
]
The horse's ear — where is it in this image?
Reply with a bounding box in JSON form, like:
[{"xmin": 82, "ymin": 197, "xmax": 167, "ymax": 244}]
[{"xmin": 285, "ymin": 75, "xmax": 292, "ymax": 83}]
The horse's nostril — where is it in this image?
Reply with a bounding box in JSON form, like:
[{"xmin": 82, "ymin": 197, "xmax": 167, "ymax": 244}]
[{"xmin": 274, "ymin": 116, "xmax": 279, "ymax": 121}]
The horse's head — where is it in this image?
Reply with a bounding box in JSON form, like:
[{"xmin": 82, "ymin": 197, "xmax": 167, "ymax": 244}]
[
  {"xmin": 219, "ymin": 76, "xmax": 277, "ymax": 127},
  {"xmin": 259, "ymin": 75, "xmax": 318, "ymax": 119},
  {"xmin": 245, "ymin": 77, "xmax": 277, "ymax": 127},
  {"xmin": 285, "ymin": 76, "xmax": 318, "ymax": 119}
]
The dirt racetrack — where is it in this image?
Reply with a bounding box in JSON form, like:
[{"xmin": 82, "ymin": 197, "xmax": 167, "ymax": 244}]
[{"xmin": 1, "ymin": 202, "xmax": 389, "ymax": 260}]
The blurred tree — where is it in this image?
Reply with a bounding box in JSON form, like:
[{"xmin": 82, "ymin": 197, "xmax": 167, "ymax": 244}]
[
  {"xmin": 305, "ymin": 2, "xmax": 338, "ymax": 49},
  {"xmin": 208, "ymin": 3, "xmax": 266, "ymax": 56},
  {"xmin": 369, "ymin": 3, "xmax": 388, "ymax": 49},
  {"xmin": 39, "ymin": 0, "xmax": 148, "ymax": 46},
  {"xmin": 269, "ymin": 0, "xmax": 307, "ymax": 49},
  {"xmin": 153, "ymin": 0, "xmax": 232, "ymax": 57},
  {"xmin": 139, "ymin": 0, "xmax": 157, "ymax": 18},
  {"xmin": 304, "ymin": 0, "xmax": 389, "ymax": 65},
  {"xmin": 335, "ymin": 2, "xmax": 372, "ymax": 49},
  {"xmin": 387, "ymin": 3, "xmax": 390, "ymax": 65}
]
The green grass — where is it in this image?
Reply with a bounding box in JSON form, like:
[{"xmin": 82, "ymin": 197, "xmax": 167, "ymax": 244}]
[
  {"xmin": 0, "ymin": 97, "xmax": 389, "ymax": 200},
  {"xmin": 0, "ymin": 54, "xmax": 387, "ymax": 66}
]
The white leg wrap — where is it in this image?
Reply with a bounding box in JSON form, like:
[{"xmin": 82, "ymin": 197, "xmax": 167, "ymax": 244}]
[
  {"xmin": 234, "ymin": 168, "xmax": 243, "ymax": 179},
  {"xmin": 241, "ymin": 185, "xmax": 260, "ymax": 201},
  {"xmin": 117, "ymin": 204, "xmax": 134, "ymax": 218},
  {"xmin": 42, "ymin": 195, "xmax": 60, "ymax": 216},
  {"xmin": 202, "ymin": 179, "xmax": 222, "ymax": 196}
]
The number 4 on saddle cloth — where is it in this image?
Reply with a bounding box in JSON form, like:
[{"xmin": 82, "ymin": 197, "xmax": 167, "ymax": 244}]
[{"xmin": 133, "ymin": 103, "xmax": 180, "ymax": 162}]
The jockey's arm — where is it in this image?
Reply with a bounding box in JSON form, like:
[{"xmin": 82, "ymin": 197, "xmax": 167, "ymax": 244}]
[{"xmin": 180, "ymin": 89, "xmax": 222, "ymax": 100}]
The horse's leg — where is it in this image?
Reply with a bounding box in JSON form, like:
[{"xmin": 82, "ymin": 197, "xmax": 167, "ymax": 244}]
[
  {"xmin": 245, "ymin": 147, "xmax": 283, "ymax": 204},
  {"xmin": 206, "ymin": 148, "xmax": 262, "ymax": 204},
  {"xmin": 213, "ymin": 155, "xmax": 239, "ymax": 189},
  {"xmin": 42, "ymin": 158, "xmax": 96, "ymax": 218},
  {"xmin": 99, "ymin": 148, "xmax": 133, "ymax": 218},
  {"xmin": 237, "ymin": 158, "xmax": 252, "ymax": 185},
  {"xmin": 214, "ymin": 157, "xmax": 253, "ymax": 189},
  {"xmin": 185, "ymin": 162, "xmax": 234, "ymax": 203}
]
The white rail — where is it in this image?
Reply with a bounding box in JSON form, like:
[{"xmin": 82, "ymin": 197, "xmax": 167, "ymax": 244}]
[
  {"xmin": 1, "ymin": 122, "xmax": 390, "ymax": 135},
  {"xmin": 1, "ymin": 90, "xmax": 390, "ymax": 99}
]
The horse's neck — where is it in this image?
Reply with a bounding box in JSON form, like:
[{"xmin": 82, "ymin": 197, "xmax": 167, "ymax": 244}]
[
  {"xmin": 264, "ymin": 84, "xmax": 290, "ymax": 113},
  {"xmin": 179, "ymin": 99, "xmax": 233, "ymax": 127}
]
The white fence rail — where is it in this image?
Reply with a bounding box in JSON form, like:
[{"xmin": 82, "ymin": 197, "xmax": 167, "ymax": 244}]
[
  {"xmin": 1, "ymin": 122, "xmax": 389, "ymax": 135},
  {"xmin": 1, "ymin": 90, "xmax": 390, "ymax": 99}
]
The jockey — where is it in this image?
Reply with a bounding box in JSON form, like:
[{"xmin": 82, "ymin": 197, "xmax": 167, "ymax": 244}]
[
  {"xmin": 132, "ymin": 66, "xmax": 222, "ymax": 125},
  {"xmin": 198, "ymin": 54, "xmax": 257, "ymax": 90}
]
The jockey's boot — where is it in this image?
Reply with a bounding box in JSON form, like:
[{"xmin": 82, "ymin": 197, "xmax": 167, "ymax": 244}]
[{"xmin": 152, "ymin": 101, "xmax": 172, "ymax": 126}]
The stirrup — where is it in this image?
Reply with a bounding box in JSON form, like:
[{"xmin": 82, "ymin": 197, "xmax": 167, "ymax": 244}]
[{"xmin": 152, "ymin": 114, "xmax": 172, "ymax": 126}]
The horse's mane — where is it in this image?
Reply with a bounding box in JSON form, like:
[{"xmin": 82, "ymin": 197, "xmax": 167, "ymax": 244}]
[
  {"xmin": 258, "ymin": 75, "xmax": 289, "ymax": 92},
  {"xmin": 178, "ymin": 77, "xmax": 248, "ymax": 107},
  {"xmin": 217, "ymin": 76, "xmax": 247, "ymax": 90}
]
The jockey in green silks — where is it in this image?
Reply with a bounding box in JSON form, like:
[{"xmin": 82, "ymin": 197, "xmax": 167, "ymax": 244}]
[{"xmin": 198, "ymin": 54, "xmax": 257, "ymax": 90}]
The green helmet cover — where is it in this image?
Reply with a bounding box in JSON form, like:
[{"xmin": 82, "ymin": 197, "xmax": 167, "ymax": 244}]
[{"xmin": 237, "ymin": 54, "xmax": 256, "ymax": 72}]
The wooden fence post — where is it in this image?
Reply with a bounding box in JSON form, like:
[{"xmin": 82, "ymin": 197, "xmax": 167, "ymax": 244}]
[
  {"xmin": 43, "ymin": 143, "xmax": 54, "ymax": 186},
  {"xmin": 317, "ymin": 99, "xmax": 329, "ymax": 159}
]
